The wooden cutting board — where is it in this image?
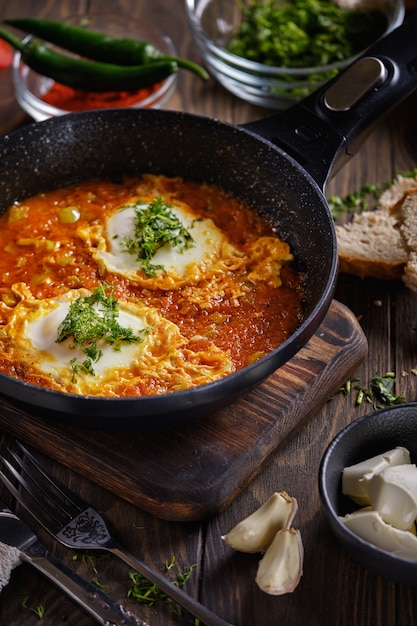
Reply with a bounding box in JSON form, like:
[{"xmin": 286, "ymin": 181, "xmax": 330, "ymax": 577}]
[{"xmin": 0, "ymin": 300, "xmax": 366, "ymax": 521}]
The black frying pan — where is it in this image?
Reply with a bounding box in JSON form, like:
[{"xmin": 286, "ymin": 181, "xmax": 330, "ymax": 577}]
[{"xmin": 0, "ymin": 13, "xmax": 416, "ymax": 430}]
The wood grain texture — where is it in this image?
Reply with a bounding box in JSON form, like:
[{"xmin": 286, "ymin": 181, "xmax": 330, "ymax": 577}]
[
  {"xmin": 1, "ymin": 1, "xmax": 417, "ymax": 624},
  {"xmin": 0, "ymin": 300, "xmax": 366, "ymax": 521}
]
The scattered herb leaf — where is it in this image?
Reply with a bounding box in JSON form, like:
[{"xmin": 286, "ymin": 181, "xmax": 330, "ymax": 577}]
[
  {"xmin": 370, "ymin": 372, "xmax": 405, "ymax": 407},
  {"xmin": 127, "ymin": 555, "xmax": 197, "ymax": 616},
  {"xmin": 328, "ymin": 182, "xmax": 383, "ymax": 220},
  {"xmin": 328, "ymin": 168, "xmax": 417, "ymax": 220},
  {"xmin": 91, "ymin": 577, "xmax": 109, "ymax": 592},
  {"xmin": 72, "ymin": 551, "xmax": 110, "ymax": 575},
  {"xmin": 122, "ymin": 198, "xmax": 195, "ymax": 276},
  {"xmin": 22, "ymin": 596, "xmax": 45, "ymax": 618},
  {"xmin": 334, "ymin": 372, "xmax": 405, "ymax": 409},
  {"xmin": 56, "ymin": 283, "xmax": 148, "ymax": 380}
]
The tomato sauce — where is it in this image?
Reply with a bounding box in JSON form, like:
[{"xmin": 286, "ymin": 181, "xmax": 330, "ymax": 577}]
[{"xmin": 0, "ymin": 175, "xmax": 306, "ymax": 393}]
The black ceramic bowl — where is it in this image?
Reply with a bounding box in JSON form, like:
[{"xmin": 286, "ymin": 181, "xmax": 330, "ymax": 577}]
[{"xmin": 319, "ymin": 403, "xmax": 417, "ymax": 586}]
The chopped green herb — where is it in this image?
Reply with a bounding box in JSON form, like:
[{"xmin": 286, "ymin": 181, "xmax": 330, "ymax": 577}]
[
  {"xmin": 127, "ymin": 555, "xmax": 197, "ymax": 616},
  {"xmin": 227, "ymin": 0, "xmax": 386, "ymax": 68},
  {"xmin": 333, "ymin": 372, "xmax": 405, "ymax": 409},
  {"xmin": 122, "ymin": 198, "xmax": 194, "ymax": 276},
  {"xmin": 56, "ymin": 283, "xmax": 148, "ymax": 380},
  {"xmin": 328, "ymin": 168, "xmax": 417, "ymax": 220},
  {"xmin": 370, "ymin": 372, "xmax": 405, "ymax": 408},
  {"xmin": 91, "ymin": 577, "xmax": 109, "ymax": 592},
  {"xmin": 22, "ymin": 596, "xmax": 45, "ymax": 618},
  {"xmin": 72, "ymin": 551, "xmax": 110, "ymax": 575},
  {"xmin": 328, "ymin": 182, "xmax": 383, "ymax": 220}
]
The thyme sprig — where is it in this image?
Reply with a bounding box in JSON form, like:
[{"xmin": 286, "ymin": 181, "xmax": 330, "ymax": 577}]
[
  {"xmin": 56, "ymin": 283, "xmax": 148, "ymax": 380},
  {"xmin": 122, "ymin": 198, "xmax": 195, "ymax": 276}
]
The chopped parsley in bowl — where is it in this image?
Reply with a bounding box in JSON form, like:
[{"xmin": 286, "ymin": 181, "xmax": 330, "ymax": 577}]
[{"xmin": 185, "ymin": 0, "xmax": 405, "ymax": 108}]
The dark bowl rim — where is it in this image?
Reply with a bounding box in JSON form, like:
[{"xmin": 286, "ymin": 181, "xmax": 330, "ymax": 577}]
[{"xmin": 319, "ymin": 402, "xmax": 417, "ymax": 567}]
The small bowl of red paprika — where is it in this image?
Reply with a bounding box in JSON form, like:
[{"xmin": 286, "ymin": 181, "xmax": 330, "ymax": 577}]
[{"xmin": 8, "ymin": 13, "xmax": 183, "ymax": 121}]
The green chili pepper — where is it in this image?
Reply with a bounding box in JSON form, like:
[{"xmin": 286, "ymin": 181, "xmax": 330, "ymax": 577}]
[
  {"xmin": 4, "ymin": 17, "xmax": 208, "ymax": 79},
  {"xmin": 0, "ymin": 26, "xmax": 179, "ymax": 91}
]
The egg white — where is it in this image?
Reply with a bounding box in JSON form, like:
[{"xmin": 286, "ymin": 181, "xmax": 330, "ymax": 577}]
[
  {"xmin": 77, "ymin": 199, "xmax": 245, "ymax": 289},
  {"xmin": 3, "ymin": 286, "xmax": 233, "ymax": 396},
  {"xmin": 26, "ymin": 293, "xmax": 150, "ymax": 379}
]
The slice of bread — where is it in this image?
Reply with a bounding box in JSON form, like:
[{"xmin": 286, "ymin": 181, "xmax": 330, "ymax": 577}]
[
  {"xmin": 379, "ymin": 175, "xmax": 417, "ymax": 212},
  {"xmin": 335, "ymin": 210, "xmax": 408, "ymax": 280},
  {"xmin": 335, "ymin": 175, "xmax": 417, "ymax": 288},
  {"xmin": 399, "ymin": 189, "xmax": 417, "ymax": 292}
]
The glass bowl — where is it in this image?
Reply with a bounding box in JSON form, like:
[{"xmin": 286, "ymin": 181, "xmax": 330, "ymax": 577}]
[
  {"xmin": 12, "ymin": 13, "xmax": 178, "ymax": 121},
  {"xmin": 185, "ymin": 0, "xmax": 405, "ymax": 109}
]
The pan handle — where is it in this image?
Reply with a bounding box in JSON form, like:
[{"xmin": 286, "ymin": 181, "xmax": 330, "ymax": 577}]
[{"xmin": 241, "ymin": 10, "xmax": 417, "ymax": 191}]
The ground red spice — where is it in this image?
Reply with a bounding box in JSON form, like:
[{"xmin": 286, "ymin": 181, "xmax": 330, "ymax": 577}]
[
  {"xmin": 41, "ymin": 81, "xmax": 161, "ymax": 111},
  {"xmin": 0, "ymin": 39, "xmax": 13, "ymax": 70}
]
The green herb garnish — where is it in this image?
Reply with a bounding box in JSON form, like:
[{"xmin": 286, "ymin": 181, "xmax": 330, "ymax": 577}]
[
  {"xmin": 122, "ymin": 198, "xmax": 194, "ymax": 276},
  {"xmin": 56, "ymin": 283, "xmax": 148, "ymax": 380}
]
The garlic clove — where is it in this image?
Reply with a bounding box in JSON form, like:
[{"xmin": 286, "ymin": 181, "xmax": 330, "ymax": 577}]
[
  {"xmin": 255, "ymin": 528, "xmax": 304, "ymax": 595},
  {"xmin": 342, "ymin": 446, "xmax": 411, "ymax": 505},
  {"xmin": 222, "ymin": 491, "xmax": 298, "ymax": 553}
]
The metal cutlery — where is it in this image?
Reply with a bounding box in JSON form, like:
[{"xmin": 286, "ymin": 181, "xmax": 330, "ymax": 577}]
[
  {"xmin": 0, "ymin": 500, "xmax": 147, "ymax": 625},
  {"xmin": 0, "ymin": 442, "xmax": 233, "ymax": 626}
]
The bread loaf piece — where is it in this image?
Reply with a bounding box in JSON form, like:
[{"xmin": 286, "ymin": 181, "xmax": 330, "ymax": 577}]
[
  {"xmin": 379, "ymin": 175, "xmax": 417, "ymax": 212},
  {"xmin": 335, "ymin": 175, "xmax": 417, "ymax": 287},
  {"xmin": 399, "ymin": 189, "xmax": 417, "ymax": 292},
  {"xmin": 335, "ymin": 210, "xmax": 408, "ymax": 280}
]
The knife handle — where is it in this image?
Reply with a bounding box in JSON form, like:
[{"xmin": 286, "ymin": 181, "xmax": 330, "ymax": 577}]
[{"xmin": 20, "ymin": 550, "xmax": 148, "ymax": 626}]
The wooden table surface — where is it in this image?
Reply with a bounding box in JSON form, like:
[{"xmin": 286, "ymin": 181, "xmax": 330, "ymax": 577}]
[{"xmin": 1, "ymin": 1, "xmax": 417, "ymax": 625}]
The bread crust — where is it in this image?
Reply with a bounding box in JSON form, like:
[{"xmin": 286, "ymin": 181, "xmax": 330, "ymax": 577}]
[{"xmin": 335, "ymin": 176, "xmax": 417, "ymax": 288}]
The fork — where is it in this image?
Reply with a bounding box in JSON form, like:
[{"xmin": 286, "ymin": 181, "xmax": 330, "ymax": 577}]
[
  {"xmin": 0, "ymin": 442, "xmax": 233, "ymax": 626},
  {"xmin": 0, "ymin": 500, "xmax": 148, "ymax": 626}
]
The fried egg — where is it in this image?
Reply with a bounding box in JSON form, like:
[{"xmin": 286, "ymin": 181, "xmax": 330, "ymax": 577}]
[
  {"xmin": 77, "ymin": 198, "xmax": 245, "ymax": 289},
  {"xmin": 3, "ymin": 285, "xmax": 233, "ymax": 396}
]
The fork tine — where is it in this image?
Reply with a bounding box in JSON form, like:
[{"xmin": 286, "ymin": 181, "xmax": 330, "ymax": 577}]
[
  {"xmin": 4, "ymin": 451, "xmax": 72, "ymax": 528},
  {"xmin": 0, "ymin": 459, "xmax": 58, "ymax": 532},
  {"xmin": 15, "ymin": 442, "xmax": 87, "ymax": 512},
  {"xmin": 10, "ymin": 446, "xmax": 81, "ymax": 521},
  {"xmin": 0, "ymin": 443, "xmax": 86, "ymax": 535}
]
